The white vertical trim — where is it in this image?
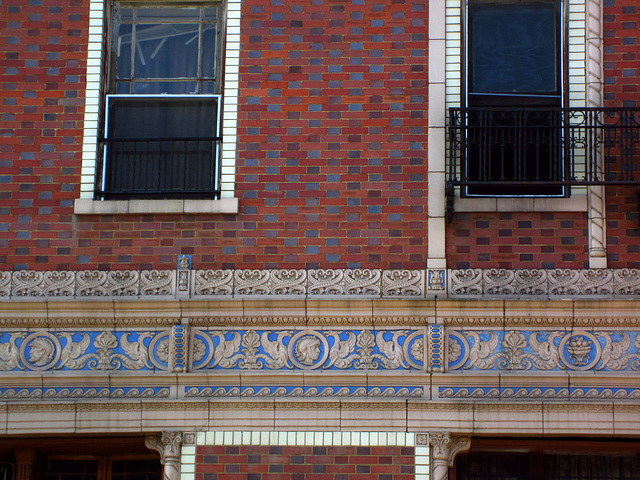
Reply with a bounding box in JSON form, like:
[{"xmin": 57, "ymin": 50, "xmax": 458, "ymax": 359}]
[
  {"xmin": 585, "ymin": 0, "xmax": 607, "ymax": 267},
  {"xmin": 427, "ymin": 0, "xmax": 449, "ymax": 269},
  {"xmin": 179, "ymin": 431, "xmax": 422, "ymax": 480},
  {"xmin": 220, "ymin": 0, "xmax": 241, "ymax": 198},
  {"xmin": 79, "ymin": 0, "xmax": 105, "ymax": 198}
]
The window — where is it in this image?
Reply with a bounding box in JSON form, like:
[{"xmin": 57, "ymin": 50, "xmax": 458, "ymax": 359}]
[
  {"xmin": 456, "ymin": 451, "xmax": 640, "ymax": 480},
  {"xmin": 46, "ymin": 458, "xmax": 161, "ymax": 480},
  {"xmin": 97, "ymin": 4, "xmax": 223, "ymax": 200},
  {"xmin": 456, "ymin": 0, "xmax": 564, "ymax": 197}
]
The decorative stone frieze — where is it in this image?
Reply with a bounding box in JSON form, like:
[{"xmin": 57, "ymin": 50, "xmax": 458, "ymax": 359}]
[
  {"xmin": 184, "ymin": 385, "xmax": 424, "ymax": 398},
  {"xmin": 447, "ymin": 329, "xmax": 640, "ymax": 372},
  {"xmin": 449, "ymin": 268, "xmax": 640, "ymax": 297},
  {"xmin": 190, "ymin": 328, "xmax": 425, "ymax": 371},
  {"xmin": 0, "ymin": 329, "xmax": 171, "ymax": 372},
  {"xmin": 0, "ymin": 268, "xmax": 640, "ymax": 298},
  {"xmin": 438, "ymin": 386, "xmax": 640, "ymax": 400}
]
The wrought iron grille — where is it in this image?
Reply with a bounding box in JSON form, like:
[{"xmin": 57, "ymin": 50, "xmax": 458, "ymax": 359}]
[
  {"xmin": 447, "ymin": 107, "xmax": 640, "ymax": 220},
  {"xmin": 96, "ymin": 137, "xmax": 222, "ymax": 199}
]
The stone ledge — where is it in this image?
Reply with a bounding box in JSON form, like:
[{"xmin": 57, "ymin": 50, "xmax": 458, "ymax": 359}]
[
  {"xmin": 454, "ymin": 194, "xmax": 587, "ymax": 212},
  {"xmin": 1, "ymin": 268, "xmax": 640, "ymax": 300},
  {"xmin": 74, "ymin": 197, "xmax": 239, "ymax": 215}
]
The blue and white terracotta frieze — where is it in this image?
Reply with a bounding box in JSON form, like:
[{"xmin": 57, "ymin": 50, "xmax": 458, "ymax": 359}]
[
  {"xmin": 438, "ymin": 386, "xmax": 640, "ymax": 400},
  {"xmin": 190, "ymin": 329, "xmax": 425, "ymax": 371},
  {"xmin": 0, "ymin": 328, "xmax": 425, "ymax": 373},
  {"xmin": 0, "ymin": 330, "xmax": 171, "ymax": 372},
  {"xmin": 447, "ymin": 329, "xmax": 640, "ymax": 372},
  {"xmin": 185, "ymin": 385, "xmax": 425, "ymax": 398}
]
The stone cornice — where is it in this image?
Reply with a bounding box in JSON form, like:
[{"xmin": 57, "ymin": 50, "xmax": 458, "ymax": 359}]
[
  {"xmin": 1, "ymin": 296, "xmax": 640, "ymax": 328},
  {"xmin": 1, "ymin": 400, "xmax": 639, "ymax": 436}
]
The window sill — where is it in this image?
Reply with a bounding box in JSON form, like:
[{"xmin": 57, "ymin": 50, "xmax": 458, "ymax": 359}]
[
  {"xmin": 454, "ymin": 194, "xmax": 587, "ymax": 212},
  {"xmin": 74, "ymin": 198, "xmax": 239, "ymax": 215}
]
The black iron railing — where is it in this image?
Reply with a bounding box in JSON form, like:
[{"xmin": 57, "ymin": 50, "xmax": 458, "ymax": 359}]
[
  {"xmin": 447, "ymin": 107, "xmax": 640, "ymax": 220},
  {"xmin": 96, "ymin": 137, "xmax": 222, "ymax": 199}
]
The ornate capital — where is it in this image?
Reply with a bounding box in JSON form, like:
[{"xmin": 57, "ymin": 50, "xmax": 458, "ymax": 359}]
[
  {"xmin": 445, "ymin": 435, "xmax": 471, "ymax": 466},
  {"xmin": 429, "ymin": 432, "xmax": 451, "ymax": 460},
  {"xmin": 146, "ymin": 432, "xmax": 183, "ymax": 480},
  {"xmin": 429, "ymin": 432, "xmax": 471, "ymax": 480}
]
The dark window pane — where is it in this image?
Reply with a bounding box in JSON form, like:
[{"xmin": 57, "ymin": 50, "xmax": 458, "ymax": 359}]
[
  {"xmin": 132, "ymin": 23, "xmax": 199, "ymax": 79},
  {"xmin": 107, "ymin": 97, "xmax": 218, "ymax": 139},
  {"xmin": 116, "ymin": 23, "xmax": 132, "ymax": 79},
  {"xmin": 104, "ymin": 96, "xmax": 220, "ymax": 198},
  {"xmin": 203, "ymin": 7, "xmax": 218, "ymax": 21},
  {"xmin": 119, "ymin": 7, "xmax": 133, "ymax": 22},
  {"xmin": 46, "ymin": 460, "xmax": 100, "ymax": 480},
  {"xmin": 132, "ymin": 81, "xmax": 197, "ymax": 94},
  {"xmin": 470, "ymin": 2, "xmax": 558, "ymax": 94},
  {"xmin": 200, "ymin": 81, "xmax": 216, "ymax": 94},
  {"xmin": 115, "ymin": 81, "xmax": 130, "ymax": 93},
  {"xmin": 136, "ymin": 7, "xmax": 200, "ymax": 22},
  {"xmin": 201, "ymin": 26, "xmax": 217, "ymax": 78}
]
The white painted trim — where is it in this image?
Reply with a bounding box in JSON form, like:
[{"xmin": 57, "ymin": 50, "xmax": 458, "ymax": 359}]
[
  {"xmin": 181, "ymin": 432, "xmax": 423, "ymax": 480},
  {"xmin": 427, "ymin": 0, "xmax": 447, "ymax": 270},
  {"xmin": 455, "ymin": 194, "xmax": 588, "ymax": 212},
  {"xmin": 74, "ymin": 197, "xmax": 239, "ymax": 215}
]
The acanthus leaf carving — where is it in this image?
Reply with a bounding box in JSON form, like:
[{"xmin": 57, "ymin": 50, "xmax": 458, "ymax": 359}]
[
  {"xmin": 0, "ymin": 333, "xmax": 24, "ymax": 371},
  {"xmin": 259, "ymin": 331, "xmax": 293, "ymax": 369},
  {"xmin": 325, "ymin": 331, "xmax": 358, "ymax": 369},
  {"xmin": 376, "ymin": 330, "xmax": 409, "ymax": 369}
]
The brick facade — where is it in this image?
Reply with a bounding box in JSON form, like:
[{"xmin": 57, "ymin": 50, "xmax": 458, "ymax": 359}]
[
  {"xmin": 603, "ymin": 0, "xmax": 640, "ymax": 268},
  {"xmin": 0, "ymin": 0, "xmax": 639, "ymax": 271},
  {"xmin": 446, "ymin": 212, "xmax": 590, "ymax": 269},
  {"xmin": 1, "ymin": 0, "xmax": 429, "ymax": 271},
  {"xmin": 195, "ymin": 445, "xmax": 415, "ymax": 480}
]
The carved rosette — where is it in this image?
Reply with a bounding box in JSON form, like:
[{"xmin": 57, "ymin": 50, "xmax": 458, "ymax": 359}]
[
  {"xmin": 429, "ymin": 432, "xmax": 471, "ymax": 480},
  {"xmin": 146, "ymin": 432, "xmax": 183, "ymax": 480}
]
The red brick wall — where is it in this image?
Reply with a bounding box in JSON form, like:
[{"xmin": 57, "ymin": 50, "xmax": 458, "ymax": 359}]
[
  {"xmin": 0, "ymin": 0, "xmax": 87, "ymax": 270},
  {"xmin": 3, "ymin": 0, "xmax": 640, "ymax": 272},
  {"xmin": 195, "ymin": 445, "xmax": 415, "ymax": 480},
  {"xmin": 0, "ymin": 0, "xmax": 429, "ymax": 271},
  {"xmin": 446, "ymin": 212, "xmax": 590, "ymax": 270},
  {"xmin": 603, "ymin": 0, "xmax": 640, "ymax": 268}
]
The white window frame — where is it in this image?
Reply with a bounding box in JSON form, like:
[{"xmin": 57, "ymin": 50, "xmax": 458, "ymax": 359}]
[{"xmin": 75, "ymin": 0, "xmax": 240, "ymax": 215}]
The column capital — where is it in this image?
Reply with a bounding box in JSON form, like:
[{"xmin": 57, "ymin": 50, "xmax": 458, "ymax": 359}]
[
  {"xmin": 146, "ymin": 432, "xmax": 183, "ymax": 480},
  {"xmin": 429, "ymin": 432, "xmax": 471, "ymax": 480}
]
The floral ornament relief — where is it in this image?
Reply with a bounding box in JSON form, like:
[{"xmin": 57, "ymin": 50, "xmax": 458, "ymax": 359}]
[
  {"xmin": 450, "ymin": 329, "xmax": 640, "ymax": 372},
  {"xmin": 461, "ymin": 330, "xmax": 564, "ymax": 371},
  {"xmin": 559, "ymin": 332, "xmax": 601, "ymax": 371}
]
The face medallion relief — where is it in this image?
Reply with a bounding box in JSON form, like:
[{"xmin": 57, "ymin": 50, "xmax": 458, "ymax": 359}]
[{"xmin": 295, "ymin": 335, "xmax": 321, "ymax": 366}]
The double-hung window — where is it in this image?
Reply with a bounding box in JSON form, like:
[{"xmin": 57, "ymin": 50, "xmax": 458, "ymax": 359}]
[{"xmin": 98, "ymin": 4, "xmax": 223, "ymax": 200}]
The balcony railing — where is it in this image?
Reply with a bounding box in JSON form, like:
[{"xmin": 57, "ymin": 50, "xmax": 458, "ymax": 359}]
[
  {"xmin": 96, "ymin": 136, "xmax": 222, "ymax": 200},
  {"xmin": 447, "ymin": 107, "xmax": 640, "ymax": 221}
]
